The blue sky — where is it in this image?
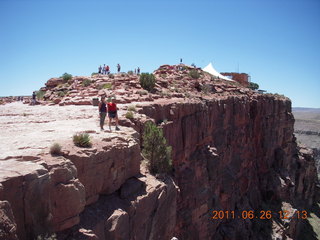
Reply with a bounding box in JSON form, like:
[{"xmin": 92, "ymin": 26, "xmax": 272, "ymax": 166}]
[{"xmin": 0, "ymin": 0, "xmax": 319, "ymax": 107}]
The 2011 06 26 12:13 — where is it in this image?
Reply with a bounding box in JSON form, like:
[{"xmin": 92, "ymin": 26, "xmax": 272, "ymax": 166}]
[{"xmin": 211, "ymin": 210, "xmax": 308, "ymax": 220}]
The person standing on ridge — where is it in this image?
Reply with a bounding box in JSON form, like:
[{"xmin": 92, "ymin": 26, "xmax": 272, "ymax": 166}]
[
  {"xmin": 98, "ymin": 65, "xmax": 102, "ymax": 74},
  {"xmin": 117, "ymin": 64, "xmax": 121, "ymax": 73},
  {"xmin": 107, "ymin": 97, "xmax": 120, "ymax": 131},
  {"xmin": 32, "ymin": 91, "xmax": 36, "ymax": 105},
  {"xmin": 98, "ymin": 96, "xmax": 107, "ymax": 130},
  {"xmin": 106, "ymin": 65, "xmax": 110, "ymax": 74},
  {"xmin": 137, "ymin": 67, "xmax": 140, "ymax": 74},
  {"xmin": 102, "ymin": 64, "xmax": 106, "ymax": 74}
]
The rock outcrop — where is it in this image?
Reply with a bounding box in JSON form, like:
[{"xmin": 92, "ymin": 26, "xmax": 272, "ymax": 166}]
[{"xmin": 0, "ymin": 64, "xmax": 318, "ymax": 239}]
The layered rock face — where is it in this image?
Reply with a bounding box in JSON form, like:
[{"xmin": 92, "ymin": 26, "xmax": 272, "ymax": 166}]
[
  {"xmin": 0, "ymin": 126, "xmax": 143, "ymax": 239},
  {"xmin": 138, "ymin": 95, "xmax": 318, "ymax": 239}
]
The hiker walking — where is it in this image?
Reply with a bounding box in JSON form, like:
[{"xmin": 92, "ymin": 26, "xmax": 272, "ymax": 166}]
[
  {"xmin": 117, "ymin": 64, "xmax": 121, "ymax": 73},
  {"xmin": 107, "ymin": 97, "xmax": 120, "ymax": 131},
  {"xmin": 98, "ymin": 96, "xmax": 107, "ymax": 130}
]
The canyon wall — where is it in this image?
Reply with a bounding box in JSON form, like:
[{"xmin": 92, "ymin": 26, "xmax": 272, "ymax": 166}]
[
  {"xmin": 0, "ymin": 93, "xmax": 318, "ymax": 240},
  {"xmin": 138, "ymin": 94, "xmax": 318, "ymax": 239}
]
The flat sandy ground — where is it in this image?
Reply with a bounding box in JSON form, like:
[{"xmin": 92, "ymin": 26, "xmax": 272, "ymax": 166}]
[
  {"xmin": 293, "ymin": 108, "xmax": 320, "ymax": 149},
  {"xmin": 0, "ymin": 102, "xmax": 110, "ymax": 159}
]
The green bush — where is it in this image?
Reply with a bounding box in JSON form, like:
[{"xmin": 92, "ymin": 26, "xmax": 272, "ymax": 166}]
[
  {"xmin": 73, "ymin": 133, "xmax": 92, "ymax": 148},
  {"xmin": 103, "ymin": 83, "xmax": 112, "ymax": 89},
  {"xmin": 125, "ymin": 111, "xmax": 134, "ymax": 119},
  {"xmin": 139, "ymin": 73, "xmax": 156, "ymax": 91},
  {"xmin": 201, "ymin": 84, "xmax": 212, "ymax": 94},
  {"xmin": 57, "ymin": 90, "xmax": 68, "ymax": 97},
  {"xmin": 36, "ymin": 90, "xmax": 46, "ymax": 100},
  {"xmin": 248, "ymin": 82, "xmax": 259, "ymax": 90},
  {"xmin": 82, "ymin": 79, "xmax": 91, "ymax": 87},
  {"xmin": 142, "ymin": 121, "xmax": 172, "ymax": 174},
  {"xmin": 127, "ymin": 105, "xmax": 136, "ymax": 112},
  {"xmin": 61, "ymin": 73, "xmax": 72, "ymax": 82},
  {"xmin": 189, "ymin": 70, "xmax": 200, "ymax": 79},
  {"xmin": 97, "ymin": 83, "xmax": 112, "ymax": 90},
  {"xmin": 128, "ymin": 70, "xmax": 134, "ymax": 75},
  {"xmin": 50, "ymin": 143, "xmax": 62, "ymax": 156},
  {"xmin": 91, "ymin": 72, "xmax": 98, "ymax": 76}
]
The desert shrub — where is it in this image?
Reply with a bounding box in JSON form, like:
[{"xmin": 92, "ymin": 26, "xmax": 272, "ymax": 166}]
[
  {"xmin": 37, "ymin": 233, "xmax": 57, "ymax": 240},
  {"xmin": 128, "ymin": 70, "xmax": 134, "ymax": 75},
  {"xmin": 96, "ymin": 83, "xmax": 112, "ymax": 90},
  {"xmin": 73, "ymin": 133, "xmax": 92, "ymax": 148},
  {"xmin": 273, "ymin": 93, "xmax": 285, "ymax": 98},
  {"xmin": 160, "ymin": 73, "xmax": 167, "ymax": 78},
  {"xmin": 127, "ymin": 105, "xmax": 136, "ymax": 112},
  {"xmin": 36, "ymin": 90, "xmax": 46, "ymax": 100},
  {"xmin": 103, "ymin": 83, "xmax": 112, "ymax": 89},
  {"xmin": 248, "ymin": 82, "xmax": 259, "ymax": 90},
  {"xmin": 125, "ymin": 111, "xmax": 134, "ymax": 119},
  {"xmin": 137, "ymin": 89, "xmax": 148, "ymax": 95},
  {"xmin": 57, "ymin": 90, "xmax": 68, "ymax": 97},
  {"xmin": 61, "ymin": 73, "xmax": 72, "ymax": 82},
  {"xmin": 184, "ymin": 92, "xmax": 191, "ymax": 98},
  {"xmin": 142, "ymin": 121, "xmax": 172, "ymax": 174},
  {"xmin": 189, "ymin": 69, "xmax": 200, "ymax": 79},
  {"xmin": 82, "ymin": 79, "xmax": 91, "ymax": 87},
  {"xmin": 139, "ymin": 73, "xmax": 156, "ymax": 91},
  {"xmin": 0, "ymin": 100, "xmax": 3, "ymax": 105},
  {"xmin": 201, "ymin": 84, "xmax": 212, "ymax": 94},
  {"xmin": 109, "ymin": 74, "xmax": 115, "ymax": 79},
  {"xmin": 91, "ymin": 72, "xmax": 98, "ymax": 76},
  {"xmin": 50, "ymin": 143, "xmax": 62, "ymax": 156}
]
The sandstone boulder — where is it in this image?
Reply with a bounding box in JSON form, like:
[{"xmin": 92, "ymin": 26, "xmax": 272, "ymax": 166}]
[{"xmin": 45, "ymin": 78, "xmax": 64, "ymax": 88}]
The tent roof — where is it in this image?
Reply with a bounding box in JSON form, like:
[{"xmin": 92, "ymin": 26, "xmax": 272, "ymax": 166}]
[{"xmin": 203, "ymin": 63, "xmax": 233, "ymax": 81}]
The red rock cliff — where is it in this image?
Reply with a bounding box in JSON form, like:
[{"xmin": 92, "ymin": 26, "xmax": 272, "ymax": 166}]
[
  {"xmin": 0, "ymin": 66, "xmax": 318, "ymax": 239},
  {"xmin": 138, "ymin": 94, "xmax": 318, "ymax": 239}
]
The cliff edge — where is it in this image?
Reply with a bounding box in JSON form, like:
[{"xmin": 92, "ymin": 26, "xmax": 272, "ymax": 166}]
[{"xmin": 0, "ymin": 65, "xmax": 318, "ymax": 240}]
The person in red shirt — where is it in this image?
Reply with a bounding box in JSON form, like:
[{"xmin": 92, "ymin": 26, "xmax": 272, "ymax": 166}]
[{"xmin": 107, "ymin": 97, "xmax": 120, "ymax": 131}]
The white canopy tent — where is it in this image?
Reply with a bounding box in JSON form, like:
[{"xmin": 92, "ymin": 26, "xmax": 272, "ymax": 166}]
[{"xmin": 203, "ymin": 63, "xmax": 233, "ymax": 81}]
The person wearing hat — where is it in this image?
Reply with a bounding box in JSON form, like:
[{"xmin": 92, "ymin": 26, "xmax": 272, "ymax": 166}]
[{"xmin": 107, "ymin": 97, "xmax": 120, "ymax": 131}]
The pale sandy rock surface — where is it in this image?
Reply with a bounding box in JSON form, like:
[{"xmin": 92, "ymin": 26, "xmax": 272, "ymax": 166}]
[{"xmin": 0, "ymin": 102, "xmax": 131, "ymax": 160}]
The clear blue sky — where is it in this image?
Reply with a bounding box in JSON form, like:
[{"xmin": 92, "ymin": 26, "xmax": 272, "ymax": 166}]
[{"xmin": 1, "ymin": 0, "xmax": 319, "ymax": 107}]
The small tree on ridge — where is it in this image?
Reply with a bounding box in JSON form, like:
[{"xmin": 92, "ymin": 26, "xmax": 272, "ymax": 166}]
[{"xmin": 142, "ymin": 121, "xmax": 172, "ymax": 174}]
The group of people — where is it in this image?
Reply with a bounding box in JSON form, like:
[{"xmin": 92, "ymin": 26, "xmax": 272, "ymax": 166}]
[
  {"xmin": 99, "ymin": 64, "xmax": 111, "ymax": 75},
  {"xmin": 98, "ymin": 96, "xmax": 120, "ymax": 131},
  {"xmin": 98, "ymin": 64, "xmax": 141, "ymax": 75}
]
